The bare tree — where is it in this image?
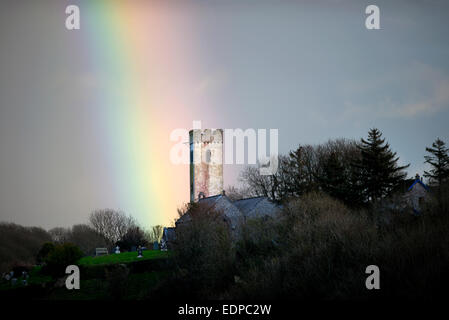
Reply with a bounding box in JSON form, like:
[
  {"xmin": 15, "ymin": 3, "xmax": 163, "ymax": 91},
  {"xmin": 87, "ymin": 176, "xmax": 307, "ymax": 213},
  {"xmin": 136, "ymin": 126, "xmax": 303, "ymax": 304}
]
[
  {"xmin": 145, "ymin": 225, "xmax": 164, "ymax": 244},
  {"xmin": 238, "ymin": 139, "xmax": 364, "ymax": 205},
  {"xmin": 89, "ymin": 209, "xmax": 137, "ymax": 246},
  {"xmin": 68, "ymin": 224, "xmax": 108, "ymax": 255},
  {"xmin": 225, "ymin": 185, "xmax": 253, "ymax": 201},
  {"xmin": 238, "ymin": 155, "xmax": 290, "ymax": 201}
]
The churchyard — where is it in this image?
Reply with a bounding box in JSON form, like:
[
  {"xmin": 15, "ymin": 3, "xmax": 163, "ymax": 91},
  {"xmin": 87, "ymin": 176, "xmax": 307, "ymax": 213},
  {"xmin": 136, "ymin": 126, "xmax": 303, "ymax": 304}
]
[
  {"xmin": 0, "ymin": 249, "xmax": 171, "ymax": 300},
  {"xmin": 79, "ymin": 250, "xmax": 169, "ymax": 265}
]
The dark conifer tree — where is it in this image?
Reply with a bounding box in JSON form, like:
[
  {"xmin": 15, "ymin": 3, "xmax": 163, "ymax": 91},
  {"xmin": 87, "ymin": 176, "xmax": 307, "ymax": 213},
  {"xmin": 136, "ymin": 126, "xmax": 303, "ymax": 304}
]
[
  {"xmin": 285, "ymin": 145, "xmax": 317, "ymax": 197},
  {"xmin": 318, "ymin": 151, "xmax": 364, "ymax": 207},
  {"xmin": 354, "ymin": 128, "xmax": 409, "ymax": 202},
  {"xmin": 424, "ymin": 138, "xmax": 449, "ymax": 187},
  {"xmin": 318, "ymin": 152, "xmax": 346, "ymax": 199}
]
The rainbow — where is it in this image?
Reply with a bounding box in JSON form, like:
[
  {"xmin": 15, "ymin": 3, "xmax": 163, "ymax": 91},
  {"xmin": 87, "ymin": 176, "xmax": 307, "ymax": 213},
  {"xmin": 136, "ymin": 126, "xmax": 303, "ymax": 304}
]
[{"xmin": 81, "ymin": 1, "xmax": 199, "ymax": 227}]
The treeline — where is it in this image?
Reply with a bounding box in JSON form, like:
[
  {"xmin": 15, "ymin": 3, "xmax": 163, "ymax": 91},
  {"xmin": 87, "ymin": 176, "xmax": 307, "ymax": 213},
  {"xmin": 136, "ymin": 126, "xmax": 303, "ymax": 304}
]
[
  {"xmin": 0, "ymin": 209, "xmax": 165, "ymax": 273},
  {"xmin": 152, "ymin": 128, "xmax": 449, "ymax": 300},
  {"xmin": 0, "ymin": 223, "xmax": 51, "ymax": 273},
  {"xmin": 47, "ymin": 210, "xmax": 164, "ymax": 255},
  {"xmin": 229, "ymin": 128, "xmax": 449, "ymax": 207}
]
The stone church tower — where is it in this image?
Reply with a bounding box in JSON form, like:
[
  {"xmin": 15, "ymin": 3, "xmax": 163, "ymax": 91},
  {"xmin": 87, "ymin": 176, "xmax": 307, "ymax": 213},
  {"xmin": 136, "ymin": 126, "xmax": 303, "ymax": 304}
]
[{"xmin": 189, "ymin": 128, "xmax": 223, "ymax": 202}]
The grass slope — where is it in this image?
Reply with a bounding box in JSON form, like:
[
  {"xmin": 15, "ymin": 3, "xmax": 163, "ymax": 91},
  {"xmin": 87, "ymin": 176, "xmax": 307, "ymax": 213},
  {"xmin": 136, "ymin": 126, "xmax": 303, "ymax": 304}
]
[{"xmin": 78, "ymin": 250, "xmax": 169, "ymax": 266}]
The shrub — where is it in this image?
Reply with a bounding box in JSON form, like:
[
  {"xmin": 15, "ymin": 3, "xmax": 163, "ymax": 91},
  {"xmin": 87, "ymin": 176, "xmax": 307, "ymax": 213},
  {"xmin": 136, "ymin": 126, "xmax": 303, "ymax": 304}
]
[
  {"xmin": 230, "ymin": 192, "xmax": 377, "ymax": 299},
  {"xmin": 105, "ymin": 264, "xmax": 129, "ymax": 300},
  {"xmin": 154, "ymin": 190, "xmax": 449, "ymax": 300},
  {"xmin": 36, "ymin": 242, "xmax": 55, "ymax": 264},
  {"xmin": 43, "ymin": 243, "xmax": 83, "ymax": 277},
  {"xmin": 171, "ymin": 202, "xmax": 234, "ymax": 298},
  {"xmin": 117, "ymin": 226, "xmax": 148, "ymax": 252},
  {"xmin": 229, "ymin": 191, "xmax": 449, "ymax": 299}
]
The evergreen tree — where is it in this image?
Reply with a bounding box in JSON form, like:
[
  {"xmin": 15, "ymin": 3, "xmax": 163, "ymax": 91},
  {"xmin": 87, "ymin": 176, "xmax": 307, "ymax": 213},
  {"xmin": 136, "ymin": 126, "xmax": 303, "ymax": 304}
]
[
  {"xmin": 317, "ymin": 151, "xmax": 364, "ymax": 207},
  {"xmin": 284, "ymin": 145, "xmax": 317, "ymax": 197},
  {"xmin": 354, "ymin": 128, "xmax": 409, "ymax": 202},
  {"xmin": 318, "ymin": 152, "xmax": 346, "ymax": 200},
  {"xmin": 424, "ymin": 138, "xmax": 449, "ymax": 186}
]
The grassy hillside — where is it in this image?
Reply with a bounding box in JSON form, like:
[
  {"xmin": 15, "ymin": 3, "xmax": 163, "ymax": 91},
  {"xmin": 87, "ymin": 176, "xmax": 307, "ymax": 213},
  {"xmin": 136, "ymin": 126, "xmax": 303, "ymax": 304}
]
[
  {"xmin": 0, "ymin": 250, "xmax": 172, "ymax": 299},
  {"xmin": 78, "ymin": 250, "xmax": 169, "ymax": 266}
]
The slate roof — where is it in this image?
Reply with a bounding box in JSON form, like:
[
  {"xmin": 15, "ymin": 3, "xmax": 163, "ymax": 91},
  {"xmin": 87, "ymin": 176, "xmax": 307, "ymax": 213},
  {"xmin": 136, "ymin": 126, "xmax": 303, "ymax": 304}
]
[
  {"xmin": 233, "ymin": 196, "xmax": 266, "ymax": 215},
  {"xmin": 199, "ymin": 194, "xmax": 243, "ymax": 228},
  {"xmin": 178, "ymin": 194, "xmax": 280, "ymax": 230},
  {"xmin": 233, "ymin": 196, "xmax": 280, "ymax": 218},
  {"xmin": 408, "ymin": 178, "xmax": 430, "ymax": 191},
  {"xmin": 198, "ymin": 194, "xmax": 223, "ymax": 208}
]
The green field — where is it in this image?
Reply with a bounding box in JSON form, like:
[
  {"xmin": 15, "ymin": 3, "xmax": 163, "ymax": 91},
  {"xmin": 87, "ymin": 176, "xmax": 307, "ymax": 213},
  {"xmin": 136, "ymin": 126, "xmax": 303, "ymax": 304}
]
[
  {"xmin": 0, "ymin": 250, "xmax": 171, "ymax": 299},
  {"xmin": 78, "ymin": 250, "xmax": 169, "ymax": 266}
]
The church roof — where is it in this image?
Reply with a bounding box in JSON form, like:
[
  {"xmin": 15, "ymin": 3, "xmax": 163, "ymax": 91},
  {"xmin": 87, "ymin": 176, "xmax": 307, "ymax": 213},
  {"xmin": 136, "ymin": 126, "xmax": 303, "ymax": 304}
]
[
  {"xmin": 233, "ymin": 196, "xmax": 280, "ymax": 218},
  {"xmin": 198, "ymin": 194, "xmax": 224, "ymax": 206},
  {"xmin": 408, "ymin": 178, "xmax": 430, "ymax": 191},
  {"xmin": 181, "ymin": 193, "xmax": 280, "ymax": 225},
  {"xmin": 233, "ymin": 196, "xmax": 266, "ymax": 215}
]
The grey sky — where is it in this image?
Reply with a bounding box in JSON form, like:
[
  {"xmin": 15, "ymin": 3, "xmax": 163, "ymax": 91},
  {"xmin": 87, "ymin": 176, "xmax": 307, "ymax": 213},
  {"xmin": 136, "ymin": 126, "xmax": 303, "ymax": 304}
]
[{"xmin": 1, "ymin": 0, "xmax": 448, "ymax": 229}]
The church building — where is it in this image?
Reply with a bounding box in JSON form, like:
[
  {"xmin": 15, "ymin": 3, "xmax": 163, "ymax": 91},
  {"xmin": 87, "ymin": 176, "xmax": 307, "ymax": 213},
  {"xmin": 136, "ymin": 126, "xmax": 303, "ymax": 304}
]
[{"xmin": 162, "ymin": 128, "xmax": 281, "ymax": 247}]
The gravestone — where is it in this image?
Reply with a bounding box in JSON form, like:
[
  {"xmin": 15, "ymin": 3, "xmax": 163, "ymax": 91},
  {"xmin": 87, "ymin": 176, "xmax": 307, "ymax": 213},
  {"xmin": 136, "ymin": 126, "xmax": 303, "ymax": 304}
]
[
  {"xmin": 137, "ymin": 246, "xmax": 143, "ymax": 258},
  {"xmin": 115, "ymin": 246, "xmax": 120, "ymax": 254},
  {"xmin": 160, "ymin": 238, "xmax": 167, "ymax": 251},
  {"xmin": 153, "ymin": 241, "xmax": 159, "ymax": 250},
  {"xmin": 95, "ymin": 248, "xmax": 108, "ymax": 256}
]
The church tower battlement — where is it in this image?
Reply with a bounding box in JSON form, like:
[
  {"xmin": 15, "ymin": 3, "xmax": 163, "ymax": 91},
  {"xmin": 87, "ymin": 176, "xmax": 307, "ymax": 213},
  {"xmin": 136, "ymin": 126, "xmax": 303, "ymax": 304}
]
[{"xmin": 189, "ymin": 129, "xmax": 223, "ymax": 202}]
